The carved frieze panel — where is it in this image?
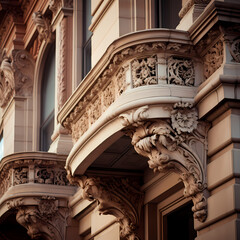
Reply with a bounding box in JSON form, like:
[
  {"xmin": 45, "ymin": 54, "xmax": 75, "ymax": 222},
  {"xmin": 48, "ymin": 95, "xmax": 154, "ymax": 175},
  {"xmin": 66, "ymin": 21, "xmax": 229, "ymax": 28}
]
[
  {"xmin": 63, "ymin": 41, "xmax": 197, "ymax": 142},
  {"xmin": 69, "ymin": 175, "xmax": 144, "ymax": 240},
  {"xmin": 131, "ymin": 55, "xmax": 157, "ymax": 87},
  {"xmin": 203, "ymin": 40, "xmax": 223, "ymax": 79},
  {"xmin": 168, "ymin": 57, "xmax": 195, "ymax": 86},
  {"xmin": 0, "ymin": 158, "xmax": 69, "ymax": 198},
  {"xmin": 120, "ymin": 103, "xmax": 209, "ymax": 222}
]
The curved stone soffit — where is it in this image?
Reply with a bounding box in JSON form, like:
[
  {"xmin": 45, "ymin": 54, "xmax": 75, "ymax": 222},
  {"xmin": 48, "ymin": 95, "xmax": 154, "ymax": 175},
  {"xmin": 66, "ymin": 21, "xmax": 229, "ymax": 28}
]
[
  {"xmin": 6, "ymin": 196, "xmax": 68, "ymax": 240},
  {"xmin": 63, "ymin": 41, "xmax": 197, "ymax": 143},
  {"xmin": 69, "ymin": 175, "xmax": 144, "ymax": 240},
  {"xmin": 0, "ymin": 49, "xmax": 35, "ymax": 108},
  {"xmin": 119, "ymin": 103, "xmax": 210, "ymax": 223}
]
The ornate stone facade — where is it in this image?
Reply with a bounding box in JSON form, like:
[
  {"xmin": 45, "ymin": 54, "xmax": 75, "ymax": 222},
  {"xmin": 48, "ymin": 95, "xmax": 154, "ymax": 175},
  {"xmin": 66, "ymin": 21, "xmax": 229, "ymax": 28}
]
[
  {"xmin": 69, "ymin": 175, "xmax": 144, "ymax": 240},
  {"xmin": 0, "ymin": 49, "xmax": 35, "ymax": 107},
  {"xmin": 120, "ymin": 104, "xmax": 209, "ymax": 222}
]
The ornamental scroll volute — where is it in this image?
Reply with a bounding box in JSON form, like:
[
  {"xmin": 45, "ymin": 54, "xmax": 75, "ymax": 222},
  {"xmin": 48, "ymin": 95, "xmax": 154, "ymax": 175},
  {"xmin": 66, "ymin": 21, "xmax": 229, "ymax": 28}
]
[
  {"xmin": 0, "ymin": 49, "xmax": 35, "ymax": 108},
  {"xmin": 120, "ymin": 104, "xmax": 209, "ymax": 222},
  {"xmin": 69, "ymin": 175, "xmax": 144, "ymax": 240}
]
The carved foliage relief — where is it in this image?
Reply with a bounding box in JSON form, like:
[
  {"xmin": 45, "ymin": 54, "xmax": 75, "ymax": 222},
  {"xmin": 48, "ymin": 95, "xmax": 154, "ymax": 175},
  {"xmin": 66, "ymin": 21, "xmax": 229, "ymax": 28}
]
[
  {"xmin": 64, "ymin": 42, "xmax": 196, "ymax": 142},
  {"xmin": 70, "ymin": 175, "xmax": 144, "ymax": 240},
  {"xmin": 0, "ymin": 160, "xmax": 69, "ymax": 198},
  {"xmin": 14, "ymin": 197, "xmax": 67, "ymax": 240},
  {"xmin": 120, "ymin": 103, "xmax": 208, "ymax": 222},
  {"xmin": 0, "ymin": 49, "xmax": 35, "ymax": 107},
  {"xmin": 203, "ymin": 40, "xmax": 224, "ymax": 79}
]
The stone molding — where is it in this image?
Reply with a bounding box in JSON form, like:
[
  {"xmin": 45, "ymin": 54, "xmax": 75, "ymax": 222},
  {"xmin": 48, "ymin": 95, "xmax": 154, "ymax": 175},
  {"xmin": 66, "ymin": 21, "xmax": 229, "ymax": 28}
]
[
  {"xmin": 49, "ymin": 0, "xmax": 73, "ymax": 19},
  {"xmin": 7, "ymin": 196, "xmax": 68, "ymax": 240},
  {"xmin": 0, "ymin": 152, "xmax": 69, "ymax": 198},
  {"xmin": 179, "ymin": 0, "xmax": 210, "ymax": 18},
  {"xmin": 120, "ymin": 103, "xmax": 209, "ymax": 222},
  {"xmin": 69, "ymin": 175, "xmax": 144, "ymax": 240},
  {"xmin": 60, "ymin": 34, "xmax": 198, "ymax": 143},
  {"xmin": 0, "ymin": 49, "xmax": 35, "ymax": 107}
]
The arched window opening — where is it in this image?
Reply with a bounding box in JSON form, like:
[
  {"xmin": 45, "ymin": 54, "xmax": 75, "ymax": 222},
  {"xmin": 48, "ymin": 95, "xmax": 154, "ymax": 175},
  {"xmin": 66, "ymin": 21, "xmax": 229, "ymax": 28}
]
[{"xmin": 40, "ymin": 44, "xmax": 55, "ymax": 151}]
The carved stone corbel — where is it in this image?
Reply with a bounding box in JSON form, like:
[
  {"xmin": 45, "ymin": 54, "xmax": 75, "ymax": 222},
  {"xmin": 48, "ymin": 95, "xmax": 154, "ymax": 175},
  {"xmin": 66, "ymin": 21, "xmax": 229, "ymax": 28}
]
[
  {"xmin": 120, "ymin": 103, "xmax": 209, "ymax": 222},
  {"xmin": 69, "ymin": 174, "xmax": 144, "ymax": 240},
  {"xmin": 32, "ymin": 11, "xmax": 54, "ymax": 43},
  {"xmin": 49, "ymin": 0, "xmax": 73, "ymax": 18},
  {"xmin": 11, "ymin": 196, "xmax": 67, "ymax": 240},
  {"xmin": 0, "ymin": 49, "xmax": 14, "ymax": 107},
  {"xmin": 0, "ymin": 49, "xmax": 35, "ymax": 107}
]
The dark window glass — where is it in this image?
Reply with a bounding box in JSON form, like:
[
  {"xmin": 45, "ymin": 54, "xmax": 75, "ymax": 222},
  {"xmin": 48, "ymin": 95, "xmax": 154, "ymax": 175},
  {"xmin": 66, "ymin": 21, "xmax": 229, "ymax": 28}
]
[
  {"xmin": 156, "ymin": 0, "xmax": 181, "ymax": 29},
  {"xmin": 163, "ymin": 202, "xmax": 197, "ymax": 240},
  {"xmin": 82, "ymin": 0, "xmax": 92, "ymax": 78},
  {"xmin": 40, "ymin": 44, "xmax": 55, "ymax": 151}
]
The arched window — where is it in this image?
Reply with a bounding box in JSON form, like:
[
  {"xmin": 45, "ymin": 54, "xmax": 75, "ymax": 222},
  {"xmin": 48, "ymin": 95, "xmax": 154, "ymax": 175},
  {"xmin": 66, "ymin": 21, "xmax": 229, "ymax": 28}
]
[{"xmin": 40, "ymin": 44, "xmax": 55, "ymax": 151}]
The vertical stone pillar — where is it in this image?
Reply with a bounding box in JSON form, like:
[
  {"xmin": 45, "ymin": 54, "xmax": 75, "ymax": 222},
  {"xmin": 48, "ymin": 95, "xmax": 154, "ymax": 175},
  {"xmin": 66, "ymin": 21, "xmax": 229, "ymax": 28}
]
[{"xmin": 48, "ymin": 0, "xmax": 73, "ymax": 154}]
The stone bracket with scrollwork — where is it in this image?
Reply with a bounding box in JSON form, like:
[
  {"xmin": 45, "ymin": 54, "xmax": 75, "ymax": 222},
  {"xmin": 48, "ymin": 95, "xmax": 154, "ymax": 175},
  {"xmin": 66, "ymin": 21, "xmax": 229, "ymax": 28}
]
[
  {"xmin": 0, "ymin": 49, "xmax": 35, "ymax": 108},
  {"xmin": 119, "ymin": 103, "xmax": 209, "ymax": 223},
  {"xmin": 69, "ymin": 174, "xmax": 144, "ymax": 240},
  {"xmin": 7, "ymin": 196, "xmax": 68, "ymax": 240}
]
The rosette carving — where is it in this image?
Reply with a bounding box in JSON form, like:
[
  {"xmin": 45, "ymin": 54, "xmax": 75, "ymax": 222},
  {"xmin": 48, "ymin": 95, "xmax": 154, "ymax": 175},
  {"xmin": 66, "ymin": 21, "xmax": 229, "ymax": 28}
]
[
  {"xmin": 70, "ymin": 175, "xmax": 144, "ymax": 240},
  {"xmin": 120, "ymin": 104, "xmax": 209, "ymax": 222}
]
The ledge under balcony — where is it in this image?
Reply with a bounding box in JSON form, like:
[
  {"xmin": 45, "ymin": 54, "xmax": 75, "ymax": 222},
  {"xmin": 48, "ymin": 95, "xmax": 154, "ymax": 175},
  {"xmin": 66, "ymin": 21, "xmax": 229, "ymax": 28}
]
[
  {"xmin": 58, "ymin": 29, "xmax": 203, "ymax": 176},
  {"xmin": 0, "ymin": 151, "xmax": 76, "ymax": 219}
]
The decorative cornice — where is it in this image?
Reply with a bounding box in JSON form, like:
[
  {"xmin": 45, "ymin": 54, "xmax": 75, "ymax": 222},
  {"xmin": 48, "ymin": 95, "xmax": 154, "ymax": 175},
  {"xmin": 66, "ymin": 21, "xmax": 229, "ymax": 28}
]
[
  {"xmin": 69, "ymin": 175, "xmax": 144, "ymax": 240},
  {"xmin": 0, "ymin": 49, "xmax": 35, "ymax": 108},
  {"xmin": 49, "ymin": 0, "xmax": 73, "ymax": 19},
  {"xmin": 179, "ymin": 0, "xmax": 210, "ymax": 18},
  {"xmin": 120, "ymin": 103, "xmax": 209, "ymax": 222}
]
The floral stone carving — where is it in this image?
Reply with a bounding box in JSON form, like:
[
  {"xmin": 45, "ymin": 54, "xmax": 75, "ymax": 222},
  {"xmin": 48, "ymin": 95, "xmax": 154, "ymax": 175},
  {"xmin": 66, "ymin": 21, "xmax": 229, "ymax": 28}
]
[
  {"xmin": 69, "ymin": 175, "xmax": 144, "ymax": 240},
  {"xmin": 32, "ymin": 11, "xmax": 53, "ymax": 43},
  {"xmin": 168, "ymin": 57, "xmax": 195, "ymax": 86},
  {"xmin": 0, "ymin": 49, "xmax": 35, "ymax": 107},
  {"xmin": 120, "ymin": 104, "xmax": 208, "ymax": 222},
  {"xmin": 131, "ymin": 55, "xmax": 157, "ymax": 88},
  {"xmin": 15, "ymin": 197, "xmax": 67, "ymax": 240}
]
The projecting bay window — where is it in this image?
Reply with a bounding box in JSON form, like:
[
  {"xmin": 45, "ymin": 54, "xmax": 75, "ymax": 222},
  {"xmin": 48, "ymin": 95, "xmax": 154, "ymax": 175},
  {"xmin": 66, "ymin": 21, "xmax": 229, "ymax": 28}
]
[
  {"xmin": 40, "ymin": 44, "xmax": 55, "ymax": 151},
  {"xmin": 155, "ymin": 0, "xmax": 182, "ymax": 29},
  {"xmin": 82, "ymin": 0, "xmax": 92, "ymax": 78}
]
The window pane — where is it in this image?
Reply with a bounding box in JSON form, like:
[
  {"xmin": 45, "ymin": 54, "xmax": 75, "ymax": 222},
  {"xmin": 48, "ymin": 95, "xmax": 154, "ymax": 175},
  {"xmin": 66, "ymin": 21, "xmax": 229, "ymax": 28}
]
[
  {"xmin": 40, "ymin": 44, "xmax": 55, "ymax": 151},
  {"xmin": 156, "ymin": 0, "xmax": 181, "ymax": 29},
  {"xmin": 163, "ymin": 202, "xmax": 197, "ymax": 240}
]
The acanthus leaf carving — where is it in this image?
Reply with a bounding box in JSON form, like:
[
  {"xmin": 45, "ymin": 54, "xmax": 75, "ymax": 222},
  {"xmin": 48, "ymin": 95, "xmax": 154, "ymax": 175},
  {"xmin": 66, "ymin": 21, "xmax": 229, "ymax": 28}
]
[
  {"xmin": 0, "ymin": 49, "xmax": 14, "ymax": 107},
  {"xmin": 15, "ymin": 196, "xmax": 67, "ymax": 240},
  {"xmin": 120, "ymin": 103, "xmax": 209, "ymax": 222},
  {"xmin": 32, "ymin": 11, "xmax": 54, "ymax": 43},
  {"xmin": 0, "ymin": 49, "xmax": 35, "ymax": 108},
  {"xmin": 70, "ymin": 175, "xmax": 144, "ymax": 240}
]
